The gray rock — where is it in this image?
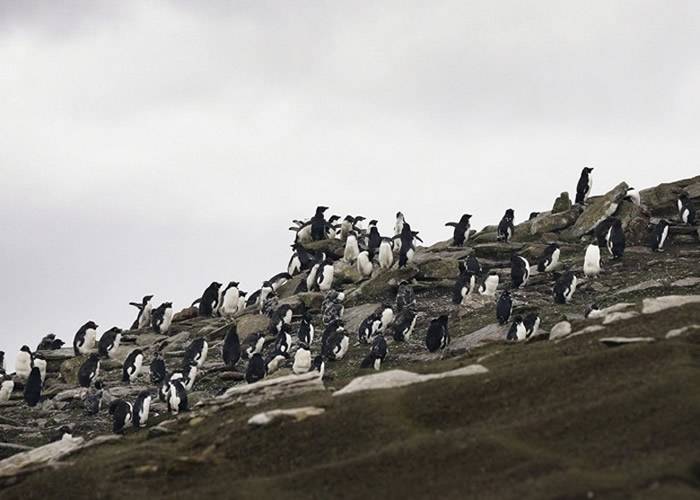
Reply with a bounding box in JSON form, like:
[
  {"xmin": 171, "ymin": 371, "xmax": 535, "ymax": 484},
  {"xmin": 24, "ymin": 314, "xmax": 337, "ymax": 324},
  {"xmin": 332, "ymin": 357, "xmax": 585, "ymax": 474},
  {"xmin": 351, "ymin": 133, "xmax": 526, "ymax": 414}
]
[
  {"xmin": 602, "ymin": 311, "xmax": 639, "ymax": 324},
  {"xmin": 671, "ymin": 277, "xmax": 700, "ymax": 287},
  {"xmin": 529, "ymin": 206, "xmax": 582, "ymax": 235},
  {"xmin": 639, "ymin": 175, "xmax": 700, "ymax": 217},
  {"xmin": 549, "ymin": 321, "xmax": 572, "ymax": 340},
  {"xmin": 642, "ymin": 295, "xmax": 700, "ymax": 314},
  {"xmin": 563, "ymin": 182, "xmax": 629, "ymax": 240},
  {"xmin": 343, "ymin": 303, "xmax": 381, "ymax": 333},
  {"xmin": 599, "ymin": 337, "xmax": 656, "ymax": 346},
  {"xmin": 248, "ymin": 406, "xmax": 325, "ymax": 426},
  {"xmin": 665, "ymin": 325, "xmax": 700, "ymax": 339},
  {"xmin": 552, "ymin": 192, "xmax": 572, "ymax": 213},
  {"xmin": 615, "ymin": 280, "xmax": 664, "ymax": 296}
]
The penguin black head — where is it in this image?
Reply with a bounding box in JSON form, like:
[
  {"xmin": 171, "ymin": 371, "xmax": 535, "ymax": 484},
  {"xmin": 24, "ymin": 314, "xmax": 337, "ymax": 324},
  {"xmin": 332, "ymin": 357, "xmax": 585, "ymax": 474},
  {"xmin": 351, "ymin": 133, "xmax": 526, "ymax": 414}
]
[
  {"xmin": 163, "ymin": 302, "xmax": 173, "ymax": 308},
  {"xmin": 459, "ymin": 214, "xmax": 472, "ymax": 224},
  {"xmin": 85, "ymin": 321, "xmax": 99, "ymax": 330},
  {"xmin": 239, "ymin": 291, "xmax": 248, "ymax": 297},
  {"xmin": 211, "ymin": 282, "xmax": 222, "ymax": 289},
  {"xmin": 105, "ymin": 326, "xmax": 122, "ymax": 334},
  {"xmin": 396, "ymin": 211, "xmax": 404, "ymax": 218},
  {"xmin": 20, "ymin": 345, "xmax": 32, "ymax": 354},
  {"xmin": 435, "ymin": 315, "xmax": 449, "ymax": 326},
  {"xmin": 229, "ymin": 281, "xmax": 240, "ymax": 288},
  {"xmin": 504, "ymin": 209, "xmax": 515, "ymax": 219},
  {"xmin": 143, "ymin": 295, "xmax": 154, "ymax": 303},
  {"xmin": 94, "ymin": 380, "xmax": 103, "ymax": 390},
  {"xmin": 88, "ymin": 353, "xmax": 100, "ymax": 362},
  {"xmin": 354, "ymin": 216, "xmax": 366, "ymax": 222},
  {"xmin": 582, "ymin": 167, "xmax": 594, "ymax": 174},
  {"xmin": 315, "ymin": 206, "xmax": 329, "ymax": 215},
  {"xmin": 344, "ymin": 215, "xmax": 354, "ymax": 222},
  {"xmin": 679, "ymin": 192, "xmax": 689, "ymax": 201},
  {"xmin": 369, "ymin": 220, "xmax": 378, "ymax": 226},
  {"xmin": 328, "ymin": 215, "xmax": 340, "ymax": 223}
]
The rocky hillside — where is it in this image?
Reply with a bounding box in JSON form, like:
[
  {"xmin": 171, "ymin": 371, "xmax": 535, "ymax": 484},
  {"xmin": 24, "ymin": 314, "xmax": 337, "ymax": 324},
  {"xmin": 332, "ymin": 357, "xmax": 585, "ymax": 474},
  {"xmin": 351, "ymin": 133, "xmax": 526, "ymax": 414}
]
[{"xmin": 1, "ymin": 175, "xmax": 699, "ymax": 499}]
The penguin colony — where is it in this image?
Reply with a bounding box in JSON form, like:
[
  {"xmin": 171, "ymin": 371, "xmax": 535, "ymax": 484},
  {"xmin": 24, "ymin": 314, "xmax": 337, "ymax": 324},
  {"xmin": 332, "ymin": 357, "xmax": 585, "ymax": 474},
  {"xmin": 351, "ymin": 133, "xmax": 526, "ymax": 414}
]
[{"xmin": 1, "ymin": 169, "xmax": 697, "ymax": 437}]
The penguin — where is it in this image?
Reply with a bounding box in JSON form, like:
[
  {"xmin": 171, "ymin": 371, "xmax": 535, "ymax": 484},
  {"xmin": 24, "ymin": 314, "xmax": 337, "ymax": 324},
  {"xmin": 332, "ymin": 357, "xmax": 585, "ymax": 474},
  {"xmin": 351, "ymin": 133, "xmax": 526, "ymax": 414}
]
[
  {"xmin": 15, "ymin": 346, "xmax": 33, "ymax": 380},
  {"xmin": 151, "ymin": 302, "xmax": 174, "ymax": 334},
  {"xmin": 378, "ymin": 238, "xmax": 394, "ymax": 269},
  {"xmin": 497, "ymin": 209, "xmax": 515, "ymax": 242},
  {"xmin": 343, "ymin": 231, "xmax": 360, "ymax": 263},
  {"xmin": 356, "ymin": 250, "xmax": 373, "ymax": 278},
  {"xmin": 397, "ymin": 223, "xmax": 421, "ymax": 268},
  {"xmin": 367, "ymin": 220, "xmax": 382, "ymax": 259},
  {"xmin": 184, "ymin": 338, "xmax": 208, "ymax": 368},
  {"xmin": 291, "ymin": 220, "xmax": 313, "ymax": 244},
  {"xmin": 595, "ymin": 218, "xmax": 615, "ymax": 247},
  {"xmin": 0, "ymin": 351, "xmax": 5, "ymax": 376},
  {"xmin": 122, "ymin": 349, "xmax": 144, "ymax": 383},
  {"xmin": 23, "ymin": 366, "xmax": 42, "ymax": 407},
  {"xmin": 650, "ymin": 220, "xmax": 670, "ymax": 252},
  {"xmin": 379, "ymin": 305, "xmax": 395, "ymax": 332},
  {"xmin": 479, "ymin": 274, "xmax": 500, "ymax": 297},
  {"xmin": 360, "ymin": 334, "xmax": 388, "ymax": 370},
  {"xmin": 575, "ymin": 167, "xmax": 594, "ymax": 204},
  {"xmin": 129, "ymin": 295, "xmax": 154, "ymax": 330},
  {"xmin": 395, "ymin": 280, "xmax": 416, "ymax": 312},
  {"xmin": 311, "ymin": 206, "xmax": 329, "ymax": 241},
  {"xmin": 197, "ymin": 282, "xmax": 222, "ymax": 316},
  {"xmin": 553, "ymin": 271, "xmax": 578, "ymax": 304},
  {"xmin": 237, "ymin": 291, "xmax": 249, "ymax": 314},
  {"xmin": 358, "ymin": 312, "xmax": 383, "ymax": 344},
  {"xmin": 325, "ymin": 214, "xmax": 341, "ymax": 239},
  {"xmin": 83, "ymin": 380, "xmax": 103, "ymax": 415},
  {"xmin": 506, "ymin": 316, "xmax": 527, "ymax": 342},
  {"xmin": 510, "ymin": 254, "xmax": 530, "ymax": 289},
  {"xmin": 33, "ymin": 354, "xmax": 47, "ymax": 383},
  {"xmin": 394, "ymin": 212, "xmax": 406, "ymax": 237},
  {"xmin": 132, "ymin": 391, "xmax": 152, "ymax": 428},
  {"xmin": 445, "ymin": 214, "xmax": 472, "ymax": 246},
  {"xmin": 340, "ymin": 215, "xmax": 356, "ymax": 240},
  {"xmin": 625, "ymin": 187, "xmax": 641, "ymax": 206},
  {"xmin": 321, "ymin": 320, "xmax": 344, "ymax": 349},
  {"xmin": 269, "ymin": 304, "xmax": 294, "ymax": 335},
  {"xmin": 274, "ymin": 324, "xmax": 293, "ymax": 356},
  {"xmin": 523, "ymin": 312, "xmax": 541, "ymax": 339},
  {"xmin": 536, "ymin": 243, "xmax": 561, "ymax": 273},
  {"xmin": 606, "ymin": 218, "xmax": 625, "ymax": 259},
  {"xmin": 306, "ymin": 255, "xmax": 324, "ymax": 292},
  {"xmin": 297, "ymin": 311, "xmax": 315, "ymax": 345},
  {"xmin": 322, "ymin": 290, "xmax": 345, "ymax": 326},
  {"xmin": 425, "ymin": 315, "xmax": 449, "ymax": 353},
  {"xmin": 150, "ymin": 352, "xmax": 167, "ymax": 385},
  {"xmin": 218, "ymin": 282, "xmax": 240, "ymax": 316},
  {"xmin": 242, "ymin": 332, "xmax": 266, "ymax": 360},
  {"xmin": 322, "ymin": 326, "xmax": 349, "ymax": 361},
  {"xmin": 464, "ymin": 255, "xmax": 483, "ymax": 276},
  {"xmin": 391, "ymin": 309, "xmax": 419, "ymax": 342},
  {"xmin": 245, "ymin": 353, "xmax": 267, "ymax": 384},
  {"xmin": 78, "ymin": 353, "xmax": 101, "ymax": 388},
  {"xmin": 109, "ymin": 399, "xmax": 133, "ymax": 433},
  {"xmin": 452, "ymin": 270, "xmax": 477, "ymax": 305},
  {"xmin": 222, "ymin": 324, "xmax": 241, "ymax": 368},
  {"xmin": 181, "ymin": 361, "xmax": 198, "ymax": 391},
  {"xmin": 265, "ymin": 351, "xmax": 288, "ymax": 375},
  {"xmin": 311, "ymin": 355, "xmax": 325, "ymax": 376},
  {"xmin": 583, "ymin": 244, "xmax": 601, "ymax": 277},
  {"xmin": 73, "ymin": 321, "xmax": 98, "ymax": 356},
  {"xmin": 36, "ymin": 333, "xmax": 65, "ymax": 351},
  {"xmin": 288, "ymin": 243, "xmax": 314, "ymax": 275},
  {"xmin": 496, "ymin": 291, "xmax": 513, "ymax": 325},
  {"xmin": 316, "ymin": 258, "xmax": 335, "ymax": 292},
  {"xmin": 678, "ymin": 193, "xmax": 696, "ymax": 225},
  {"xmin": 269, "ymin": 272, "xmax": 292, "ymax": 291},
  {"xmin": 167, "ymin": 379, "xmax": 188, "ymax": 414},
  {"xmin": 97, "ymin": 327, "xmax": 122, "ymax": 359},
  {"xmin": 0, "ymin": 378, "xmax": 14, "ymax": 402},
  {"xmin": 292, "ymin": 344, "xmax": 312, "ymax": 374},
  {"xmin": 260, "ymin": 289, "xmax": 278, "ymax": 316}
]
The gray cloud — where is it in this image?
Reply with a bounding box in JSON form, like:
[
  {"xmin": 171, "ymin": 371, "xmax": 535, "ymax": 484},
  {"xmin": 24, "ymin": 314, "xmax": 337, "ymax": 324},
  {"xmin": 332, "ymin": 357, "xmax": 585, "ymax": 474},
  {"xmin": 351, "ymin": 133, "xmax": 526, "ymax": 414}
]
[{"xmin": 1, "ymin": 1, "xmax": 699, "ymax": 369}]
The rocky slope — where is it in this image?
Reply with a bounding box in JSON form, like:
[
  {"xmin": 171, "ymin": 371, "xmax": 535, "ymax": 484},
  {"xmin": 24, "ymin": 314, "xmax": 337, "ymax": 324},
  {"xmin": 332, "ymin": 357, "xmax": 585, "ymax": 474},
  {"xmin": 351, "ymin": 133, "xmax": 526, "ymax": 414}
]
[{"xmin": 1, "ymin": 176, "xmax": 699, "ymax": 499}]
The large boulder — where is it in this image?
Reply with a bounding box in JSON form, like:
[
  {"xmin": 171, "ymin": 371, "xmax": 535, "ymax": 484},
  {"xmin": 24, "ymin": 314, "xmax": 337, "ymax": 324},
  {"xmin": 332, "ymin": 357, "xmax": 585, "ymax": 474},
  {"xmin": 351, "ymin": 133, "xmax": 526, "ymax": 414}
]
[
  {"xmin": 236, "ymin": 314, "xmax": 270, "ymax": 339},
  {"xmin": 472, "ymin": 242, "xmax": 525, "ymax": 260},
  {"xmin": 614, "ymin": 200, "xmax": 650, "ymax": 245},
  {"xmin": 276, "ymin": 274, "xmax": 305, "ymax": 299},
  {"xmin": 350, "ymin": 266, "xmax": 419, "ymax": 302},
  {"xmin": 639, "ymin": 175, "xmax": 700, "ymax": 217},
  {"xmin": 552, "ymin": 192, "xmax": 572, "ymax": 213},
  {"xmin": 333, "ymin": 261, "xmax": 362, "ymax": 285},
  {"xmin": 301, "ymin": 239, "xmax": 344, "ymax": 259},
  {"xmin": 60, "ymin": 355, "xmax": 87, "ymax": 385},
  {"xmin": 470, "ymin": 225, "xmax": 499, "ymax": 244},
  {"xmin": 562, "ymin": 182, "xmax": 629, "ymax": 240},
  {"xmin": 529, "ymin": 206, "xmax": 582, "ymax": 235},
  {"xmin": 343, "ymin": 303, "xmax": 382, "ymax": 333}
]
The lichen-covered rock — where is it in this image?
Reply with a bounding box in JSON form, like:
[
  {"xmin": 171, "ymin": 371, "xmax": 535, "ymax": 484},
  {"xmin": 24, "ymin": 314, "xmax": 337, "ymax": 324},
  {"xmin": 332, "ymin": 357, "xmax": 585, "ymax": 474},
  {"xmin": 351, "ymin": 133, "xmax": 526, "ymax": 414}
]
[
  {"xmin": 352, "ymin": 266, "xmax": 419, "ymax": 302},
  {"xmin": 529, "ymin": 206, "xmax": 582, "ymax": 235},
  {"xmin": 333, "ymin": 260, "xmax": 362, "ymax": 284},
  {"xmin": 301, "ymin": 238, "xmax": 344, "ymax": 258},
  {"xmin": 236, "ymin": 314, "xmax": 270, "ymax": 339},
  {"xmin": 276, "ymin": 274, "xmax": 305, "ymax": 299},
  {"xmin": 639, "ymin": 175, "xmax": 700, "ymax": 217},
  {"xmin": 552, "ymin": 192, "xmax": 572, "ymax": 213},
  {"xmin": 562, "ymin": 182, "xmax": 629, "ymax": 240},
  {"xmin": 472, "ymin": 242, "xmax": 525, "ymax": 260},
  {"xmin": 343, "ymin": 303, "xmax": 381, "ymax": 333},
  {"xmin": 173, "ymin": 307, "xmax": 198, "ymax": 323},
  {"xmin": 59, "ymin": 356, "xmax": 87, "ymax": 385}
]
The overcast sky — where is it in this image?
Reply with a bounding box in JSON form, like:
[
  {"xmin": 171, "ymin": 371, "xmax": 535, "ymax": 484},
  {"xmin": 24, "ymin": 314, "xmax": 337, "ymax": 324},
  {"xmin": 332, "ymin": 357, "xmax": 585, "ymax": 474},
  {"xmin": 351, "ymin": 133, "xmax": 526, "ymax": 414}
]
[{"xmin": 1, "ymin": 1, "xmax": 699, "ymax": 370}]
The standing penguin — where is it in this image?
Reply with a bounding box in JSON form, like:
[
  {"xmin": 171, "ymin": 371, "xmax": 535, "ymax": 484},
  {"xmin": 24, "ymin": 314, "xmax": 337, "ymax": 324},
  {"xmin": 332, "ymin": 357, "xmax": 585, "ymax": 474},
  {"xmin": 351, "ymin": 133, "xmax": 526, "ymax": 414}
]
[
  {"xmin": 537, "ymin": 243, "xmax": 561, "ymax": 273},
  {"xmin": 650, "ymin": 220, "xmax": 670, "ymax": 252},
  {"xmin": 394, "ymin": 212, "xmax": 406, "ymax": 236},
  {"xmin": 132, "ymin": 391, "xmax": 152, "ymax": 428},
  {"xmin": 184, "ymin": 338, "xmax": 208, "ymax": 368},
  {"xmin": 97, "ymin": 327, "xmax": 122, "ymax": 359},
  {"xmin": 479, "ymin": 274, "xmax": 500, "ymax": 297},
  {"xmin": 378, "ymin": 238, "xmax": 394, "ymax": 269},
  {"xmin": 425, "ymin": 315, "xmax": 450, "ymax": 353},
  {"xmin": 167, "ymin": 379, "xmax": 188, "ymax": 414},
  {"xmin": 0, "ymin": 378, "xmax": 14, "ymax": 402},
  {"xmin": 395, "ymin": 280, "xmax": 416, "ymax": 312},
  {"xmin": 297, "ymin": 311, "xmax": 315, "ymax": 345},
  {"xmin": 625, "ymin": 187, "xmax": 641, "ymax": 206},
  {"xmin": 322, "ymin": 290, "xmax": 345, "ymax": 326},
  {"xmin": 269, "ymin": 304, "xmax": 294, "ymax": 335},
  {"xmin": 316, "ymin": 257, "xmax": 335, "ymax": 292},
  {"xmin": 343, "ymin": 231, "xmax": 360, "ymax": 263},
  {"xmin": 84, "ymin": 381, "xmax": 103, "ymax": 415},
  {"xmin": 78, "ymin": 354, "xmax": 101, "ymax": 388},
  {"xmin": 242, "ymin": 332, "xmax": 266, "ymax": 360},
  {"xmin": 445, "ymin": 214, "xmax": 472, "ymax": 246},
  {"xmin": 510, "ymin": 254, "xmax": 530, "ymax": 289},
  {"xmin": 678, "ymin": 193, "xmax": 696, "ymax": 225},
  {"xmin": 367, "ymin": 220, "xmax": 382, "ymax": 259},
  {"xmin": 23, "ymin": 366, "xmax": 42, "ymax": 407},
  {"xmin": 506, "ymin": 316, "xmax": 527, "ymax": 342},
  {"xmin": 288, "ymin": 243, "xmax": 314, "ymax": 276},
  {"xmin": 464, "ymin": 255, "xmax": 483, "ymax": 276},
  {"xmin": 583, "ymin": 244, "xmax": 601, "ymax": 277},
  {"xmin": 595, "ymin": 218, "xmax": 615, "ymax": 248},
  {"xmin": 109, "ymin": 399, "xmax": 133, "ymax": 434},
  {"xmin": 391, "ymin": 309, "xmax": 419, "ymax": 342},
  {"xmin": 553, "ymin": 272, "xmax": 578, "ymax": 304},
  {"xmin": 122, "ymin": 349, "xmax": 144, "ymax": 383},
  {"xmin": 356, "ymin": 250, "xmax": 373, "ymax": 278},
  {"xmin": 36, "ymin": 333, "xmax": 65, "ymax": 351},
  {"xmin": 129, "ymin": 295, "xmax": 154, "ymax": 330},
  {"xmin": 360, "ymin": 334, "xmax": 388, "ymax": 371},
  {"xmin": 606, "ymin": 218, "xmax": 625, "ymax": 259},
  {"xmin": 575, "ymin": 167, "xmax": 594, "ymax": 204},
  {"xmin": 311, "ymin": 206, "xmax": 330, "ymax": 241},
  {"xmin": 397, "ymin": 224, "xmax": 421, "ymax": 268},
  {"xmin": 218, "ymin": 282, "xmax": 241, "ymax": 316},
  {"xmin": 0, "ymin": 351, "xmax": 5, "ymax": 376},
  {"xmin": 222, "ymin": 324, "xmax": 241, "ymax": 368},
  {"xmin": 496, "ymin": 291, "xmax": 513, "ymax": 325},
  {"xmin": 274, "ymin": 324, "xmax": 294, "ymax": 356},
  {"xmin": 452, "ymin": 270, "xmax": 477, "ymax": 305},
  {"xmin": 150, "ymin": 352, "xmax": 166, "ymax": 385},
  {"xmin": 322, "ymin": 325, "xmax": 350, "ymax": 361},
  {"xmin": 358, "ymin": 312, "xmax": 383, "ymax": 345},
  {"xmin": 293, "ymin": 343, "xmax": 312, "ymax": 374},
  {"xmin": 73, "ymin": 321, "xmax": 98, "ymax": 356},
  {"xmin": 33, "ymin": 355, "xmax": 47, "ymax": 383},
  {"xmin": 151, "ymin": 302, "xmax": 174, "ymax": 334},
  {"xmin": 245, "ymin": 353, "xmax": 267, "ymax": 384},
  {"xmin": 197, "ymin": 282, "xmax": 222, "ymax": 316},
  {"xmin": 523, "ymin": 312, "xmax": 541, "ymax": 339},
  {"xmin": 497, "ymin": 209, "xmax": 515, "ymax": 242},
  {"xmin": 14, "ymin": 346, "xmax": 33, "ymax": 380}
]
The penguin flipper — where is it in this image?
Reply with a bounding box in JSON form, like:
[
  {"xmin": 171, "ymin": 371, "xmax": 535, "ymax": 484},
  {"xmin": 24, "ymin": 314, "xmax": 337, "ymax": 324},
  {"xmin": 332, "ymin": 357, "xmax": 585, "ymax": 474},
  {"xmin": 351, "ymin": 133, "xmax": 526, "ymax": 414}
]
[
  {"xmin": 129, "ymin": 302, "xmax": 143, "ymax": 309},
  {"xmin": 445, "ymin": 222, "xmax": 458, "ymax": 227}
]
